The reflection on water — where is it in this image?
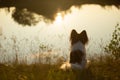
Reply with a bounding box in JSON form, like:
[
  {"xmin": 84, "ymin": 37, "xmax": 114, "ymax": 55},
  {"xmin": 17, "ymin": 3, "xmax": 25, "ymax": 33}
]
[
  {"xmin": 12, "ymin": 8, "xmax": 41, "ymax": 26},
  {"xmin": 0, "ymin": 0, "xmax": 120, "ymax": 22},
  {"xmin": 0, "ymin": 4, "xmax": 120, "ymax": 63},
  {"xmin": 0, "ymin": 0, "xmax": 120, "ymax": 26}
]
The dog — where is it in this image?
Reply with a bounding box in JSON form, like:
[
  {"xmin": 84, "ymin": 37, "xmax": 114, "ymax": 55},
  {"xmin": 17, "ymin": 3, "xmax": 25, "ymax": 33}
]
[{"xmin": 60, "ymin": 29, "xmax": 88, "ymax": 70}]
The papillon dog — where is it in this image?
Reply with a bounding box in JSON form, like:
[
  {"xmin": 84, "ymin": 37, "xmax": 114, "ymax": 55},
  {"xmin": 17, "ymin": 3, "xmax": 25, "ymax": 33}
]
[{"xmin": 60, "ymin": 29, "xmax": 88, "ymax": 70}]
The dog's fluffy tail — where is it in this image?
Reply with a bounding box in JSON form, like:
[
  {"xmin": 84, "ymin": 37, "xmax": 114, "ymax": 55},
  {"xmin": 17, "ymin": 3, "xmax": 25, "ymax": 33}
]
[
  {"xmin": 60, "ymin": 62, "xmax": 83, "ymax": 71},
  {"xmin": 60, "ymin": 60, "xmax": 90, "ymax": 71}
]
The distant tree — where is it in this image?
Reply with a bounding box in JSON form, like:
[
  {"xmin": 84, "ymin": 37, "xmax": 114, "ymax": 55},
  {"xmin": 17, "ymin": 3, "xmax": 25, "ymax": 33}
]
[
  {"xmin": 104, "ymin": 24, "xmax": 120, "ymax": 60},
  {"xmin": 12, "ymin": 8, "xmax": 40, "ymax": 26}
]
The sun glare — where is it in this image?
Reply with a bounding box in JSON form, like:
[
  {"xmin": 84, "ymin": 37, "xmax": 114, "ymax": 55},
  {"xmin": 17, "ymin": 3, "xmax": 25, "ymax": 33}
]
[
  {"xmin": 54, "ymin": 12, "xmax": 63, "ymax": 24},
  {"xmin": 52, "ymin": 12, "xmax": 65, "ymax": 34}
]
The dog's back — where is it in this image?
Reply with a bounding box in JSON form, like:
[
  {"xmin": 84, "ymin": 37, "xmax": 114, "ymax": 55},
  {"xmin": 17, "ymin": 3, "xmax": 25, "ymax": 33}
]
[
  {"xmin": 60, "ymin": 29, "xmax": 88, "ymax": 70},
  {"xmin": 69, "ymin": 29, "xmax": 88, "ymax": 68},
  {"xmin": 70, "ymin": 50, "xmax": 83, "ymax": 64}
]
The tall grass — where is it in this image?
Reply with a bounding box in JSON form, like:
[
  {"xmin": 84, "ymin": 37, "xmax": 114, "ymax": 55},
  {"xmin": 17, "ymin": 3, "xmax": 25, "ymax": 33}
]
[
  {"xmin": 0, "ymin": 24, "xmax": 120, "ymax": 80},
  {"xmin": 0, "ymin": 53, "xmax": 119, "ymax": 80}
]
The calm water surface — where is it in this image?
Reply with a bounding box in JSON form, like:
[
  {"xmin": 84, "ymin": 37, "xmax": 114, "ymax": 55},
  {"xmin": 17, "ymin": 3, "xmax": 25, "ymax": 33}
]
[{"xmin": 0, "ymin": 4, "xmax": 120, "ymax": 62}]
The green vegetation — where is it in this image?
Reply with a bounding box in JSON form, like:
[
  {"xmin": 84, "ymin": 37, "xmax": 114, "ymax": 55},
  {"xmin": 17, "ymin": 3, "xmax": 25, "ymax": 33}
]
[
  {"xmin": 0, "ymin": 25, "xmax": 120, "ymax": 80},
  {"xmin": 104, "ymin": 24, "xmax": 120, "ymax": 60},
  {"xmin": 0, "ymin": 54, "xmax": 119, "ymax": 80}
]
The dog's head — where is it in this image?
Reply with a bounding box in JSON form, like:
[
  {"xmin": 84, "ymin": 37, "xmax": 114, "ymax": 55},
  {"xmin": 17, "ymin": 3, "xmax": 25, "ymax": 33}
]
[{"xmin": 70, "ymin": 29, "xmax": 88, "ymax": 45}]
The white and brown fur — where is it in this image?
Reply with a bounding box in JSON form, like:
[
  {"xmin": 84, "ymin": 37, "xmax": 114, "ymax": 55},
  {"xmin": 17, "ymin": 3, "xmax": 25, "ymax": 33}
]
[{"xmin": 60, "ymin": 29, "xmax": 88, "ymax": 70}]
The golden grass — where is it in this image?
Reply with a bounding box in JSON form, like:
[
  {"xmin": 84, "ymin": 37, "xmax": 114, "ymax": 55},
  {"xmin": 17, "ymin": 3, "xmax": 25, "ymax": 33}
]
[{"xmin": 0, "ymin": 54, "xmax": 119, "ymax": 80}]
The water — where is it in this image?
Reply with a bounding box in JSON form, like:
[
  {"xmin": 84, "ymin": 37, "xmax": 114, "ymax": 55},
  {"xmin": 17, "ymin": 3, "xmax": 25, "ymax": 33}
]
[{"xmin": 0, "ymin": 4, "xmax": 120, "ymax": 63}]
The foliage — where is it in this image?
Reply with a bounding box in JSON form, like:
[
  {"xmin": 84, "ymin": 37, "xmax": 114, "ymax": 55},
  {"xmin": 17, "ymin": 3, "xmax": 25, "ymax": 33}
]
[
  {"xmin": 0, "ymin": 24, "xmax": 120, "ymax": 80},
  {"xmin": 104, "ymin": 24, "xmax": 120, "ymax": 60},
  {"xmin": 12, "ymin": 8, "xmax": 40, "ymax": 26},
  {"xmin": 0, "ymin": 54, "xmax": 120, "ymax": 80}
]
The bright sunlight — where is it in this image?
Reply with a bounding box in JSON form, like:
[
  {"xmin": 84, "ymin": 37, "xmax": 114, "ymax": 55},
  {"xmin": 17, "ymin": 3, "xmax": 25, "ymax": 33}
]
[{"xmin": 54, "ymin": 12, "xmax": 63, "ymax": 24}]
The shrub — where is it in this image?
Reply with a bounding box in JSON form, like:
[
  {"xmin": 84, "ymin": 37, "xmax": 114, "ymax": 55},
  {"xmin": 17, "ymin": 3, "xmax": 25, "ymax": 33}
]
[{"xmin": 104, "ymin": 24, "xmax": 120, "ymax": 60}]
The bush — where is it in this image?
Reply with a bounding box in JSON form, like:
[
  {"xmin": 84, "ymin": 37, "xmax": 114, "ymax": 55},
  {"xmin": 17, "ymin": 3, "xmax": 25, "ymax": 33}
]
[{"xmin": 104, "ymin": 24, "xmax": 120, "ymax": 60}]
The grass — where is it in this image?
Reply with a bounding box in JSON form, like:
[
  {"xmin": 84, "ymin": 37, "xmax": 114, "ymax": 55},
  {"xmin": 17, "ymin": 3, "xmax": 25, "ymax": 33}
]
[
  {"xmin": 0, "ymin": 54, "xmax": 120, "ymax": 80},
  {"xmin": 0, "ymin": 63, "xmax": 51, "ymax": 80},
  {"xmin": 0, "ymin": 24, "xmax": 120, "ymax": 80}
]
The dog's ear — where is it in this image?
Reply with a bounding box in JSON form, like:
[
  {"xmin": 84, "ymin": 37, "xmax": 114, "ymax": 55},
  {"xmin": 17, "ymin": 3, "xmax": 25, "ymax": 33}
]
[
  {"xmin": 79, "ymin": 30, "xmax": 88, "ymax": 44},
  {"xmin": 70, "ymin": 29, "xmax": 78, "ymax": 40}
]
